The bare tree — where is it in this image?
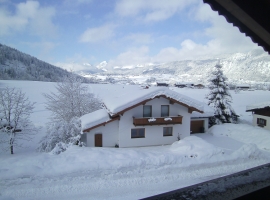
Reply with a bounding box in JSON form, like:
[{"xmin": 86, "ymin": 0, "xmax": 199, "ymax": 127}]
[
  {"xmin": 39, "ymin": 73, "xmax": 102, "ymax": 154},
  {"xmin": 0, "ymin": 87, "xmax": 36, "ymax": 154},
  {"xmin": 44, "ymin": 73, "xmax": 102, "ymax": 123}
]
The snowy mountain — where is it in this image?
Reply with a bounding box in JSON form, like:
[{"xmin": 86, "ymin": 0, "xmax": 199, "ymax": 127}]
[
  {"xmin": 0, "ymin": 43, "xmax": 82, "ymax": 82},
  {"xmin": 96, "ymin": 61, "xmax": 108, "ymax": 72},
  {"xmin": 85, "ymin": 49, "xmax": 270, "ymax": 83}
]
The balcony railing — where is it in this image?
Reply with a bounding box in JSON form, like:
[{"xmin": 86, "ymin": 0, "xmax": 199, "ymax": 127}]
[{"xmin": 133, "ymin": 116, "xmax": 182, "ymax": 126}]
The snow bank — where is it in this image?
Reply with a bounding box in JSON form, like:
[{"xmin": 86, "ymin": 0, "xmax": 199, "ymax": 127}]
[
  {"xmin": 209, "ymin": 124, "xmax": 270, "ymax": 151},
  {"xmin": 2, "ymin": 133, "xmax": 269, "ymax": 181},
  {"xmin": 171, "ymin": 136, "xmax": 224, "ymax": 158}
]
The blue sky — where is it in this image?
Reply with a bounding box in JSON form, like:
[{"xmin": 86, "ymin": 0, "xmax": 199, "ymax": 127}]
[{"xmin": 0, "ymin": 0, "xmax": 260, "ymax": 71}]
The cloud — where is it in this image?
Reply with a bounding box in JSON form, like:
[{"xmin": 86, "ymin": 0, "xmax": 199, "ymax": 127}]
[
  {"xmin": 23, "ymin": 41, "xmax": 57, "ymax": 54},
  {"xmin": 194, "ymin": 2, "xmax": 259, "ymax": 54},
  {"xmin": 63, "ymin": 0, "xmax": 93, "ymax": 7},
  {"xmin": 55, "ymin": 62, "xmax": 90, "ymax": 71},
  {"xmin": 108, "ymin": 46, "xmax": 151, "ymax": 67},
  {"xmin": 79, "ymin": 24, "xmax": 116, "ymax": 43},
  {"xmin": 115, "ymin": 0, "xmax": 198, "ymax": 22},
  {"xmin": 83, "ymin": 1, "xmax": 261, "ymax": 68},
  {"xmin": 0, "ymin": 1, "xmax": 57, "ymax": 37},
  {"xmin": 124, "ymin": 33, "xmax": 153, "ymax": 44}
]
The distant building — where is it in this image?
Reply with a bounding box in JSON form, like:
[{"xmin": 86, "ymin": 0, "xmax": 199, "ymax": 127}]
[
  {"xmin": 236, "ymin": 84, "xmax": 250, "ymax": 90},
  {"xmin": 246, "ymin": 101, "xmax": 270, "ymax": 131},
  {"xmin": 175, "ymin": 82, "xmax": 194, "ymax": 88},
  {"xmin": 156, "ymin": 82, "xmax": 169, "ymax": 87},
  {"xmin": 194, "ymin": 84, "xmax": 205, "ymax": 89}
]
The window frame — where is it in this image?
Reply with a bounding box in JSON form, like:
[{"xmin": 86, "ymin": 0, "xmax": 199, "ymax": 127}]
[
  {"xmin": 131, "ymin": 128, "xmax": 145, "ymax": 138},
  {"xmin": 257, "ymin": 118, "xmax": 267, "ymax": 127},
  {"xmin": 163, "ymin": 127, "xmax": 173, "ymax": 137},
  {"xmin": 161, "ymin": 105, "xmax": 170, "ymax": 117},
  {"xmin": 143, "ymin": 105, "xmax": 152, "ymax": 117}
]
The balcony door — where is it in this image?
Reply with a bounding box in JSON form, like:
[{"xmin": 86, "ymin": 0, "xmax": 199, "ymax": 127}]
[
  {"xmin": 161, "ymin": 105, "xmax": 169, "ymax": 117},
  {"xmin": 143, "ymin": 105, "xmax": 152, "ymax": 117}
]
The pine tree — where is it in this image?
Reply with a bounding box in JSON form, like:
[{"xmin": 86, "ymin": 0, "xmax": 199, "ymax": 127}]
[{"xmin": 206, "ymin": 64, "xmax": 238, "ymax": 125}]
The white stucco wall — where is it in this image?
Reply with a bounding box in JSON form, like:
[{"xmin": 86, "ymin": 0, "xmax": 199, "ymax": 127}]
[
  {"xmin": 252, "ymin": 114, "xmax": 270, "ymax": 131},
  {"xmin": 118, "ymin": 97, "xmax": 191, "ymax": 147},
  {"xmin": 84, "ymin": 120, "xmax": 119, "ymax": 147}
]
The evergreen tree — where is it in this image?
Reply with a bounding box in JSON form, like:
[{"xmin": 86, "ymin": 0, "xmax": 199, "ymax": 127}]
[{"xmin": 206, "ymin": 64, "xmax": 238, "ymax": 125}]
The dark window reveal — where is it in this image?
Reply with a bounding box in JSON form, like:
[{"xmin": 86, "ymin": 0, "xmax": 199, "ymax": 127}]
[
  {"xmin": 163, "ymin": 127, "xmax": 173, "ymax": 136},
  {"xmin": 161, "ymin": 105, "xmax": 169, "ymax": 117},
  {"xmin": 143, "ymin": 105, "xmax": 152, "ymax": 117},
  {"xmin": 131, "ymin": 128, "xmax": 145, "ymax": 138},
  {"xmin": 257, "ymin": 118, "xmax": 267, "ymax": 127}
]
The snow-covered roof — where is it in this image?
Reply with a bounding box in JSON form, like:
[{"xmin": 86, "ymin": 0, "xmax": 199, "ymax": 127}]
[
  {"xmin": 80, "ymin": 109, "xmax": 114, "ymax": 132},
  {"xmin": 191, "ymin": 103, "xmax": 214, "ymax": 118},
  {"xmin": 237, "ymin": 84, "xmax": 250, "ymax": 87},
  {"xmin": 80, "ymin": 85, "xmax": 205, "ymax": 132},
  {"xmin": 246, "ymin": 101, "xmax": 270, "ymax": 111},
  {"xmin": 96, "ymin": 86, "xmax": 204, "ymax": 116}
]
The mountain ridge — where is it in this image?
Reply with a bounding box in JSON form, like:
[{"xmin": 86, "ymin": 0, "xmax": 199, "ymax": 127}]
[
  {"xmin": 0, "ymin": 43, "xmax": 85, "ymax": 82},
  {"xmin": 79, "ymin": 49, "xmax": 270, "ymax": 83}
]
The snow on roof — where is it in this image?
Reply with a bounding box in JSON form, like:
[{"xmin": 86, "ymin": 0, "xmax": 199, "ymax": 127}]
[
  {"xmin": 246, "ymin": 101, "xmax": 270, "ymax": 111},
  {"xmin": 80, "ymin": 109, "xmax": 111, "ymax": 132},
  {"xmin": 191, "ymin": 103, "xmax": 214, "ymax": 118},
  {"xmin": 90, "ymin": 85, "xmax": 204, "ymax": 116},
  {"xmin": 81, "ymin": 85, "xmax": 205, "ymax": 131}
]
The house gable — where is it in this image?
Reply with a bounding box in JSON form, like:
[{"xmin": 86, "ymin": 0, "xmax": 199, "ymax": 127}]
[
  {"xmin": 246, "ymin": 101, "xmax": 270, "ymax": 131},
  {"xmin": 110, "ymin": 95, "xmax": 203, "ymax": 117}
]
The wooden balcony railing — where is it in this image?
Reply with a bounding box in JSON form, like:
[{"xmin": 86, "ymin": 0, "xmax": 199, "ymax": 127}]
[{"xmin": 133, "ymin": 116, "xmax": 182, "ymax": 126}]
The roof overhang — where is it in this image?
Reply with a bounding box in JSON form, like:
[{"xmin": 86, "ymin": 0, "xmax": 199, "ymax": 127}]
[
  {"xmin": 246, "ymin": 106, "xmax": 270, "ymax": 112},
  {"xmin": 203, "ymin": 0, "xmax": 270, "ymax": 54},
  {"xmin": 83, "ymin": 116, "xmax": 120, "ymax": 132}
]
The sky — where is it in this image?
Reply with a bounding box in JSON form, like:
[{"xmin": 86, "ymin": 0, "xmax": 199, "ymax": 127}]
[{"xmin": 0, "ymin": 0, "xmax": 261, "ymax": 71}]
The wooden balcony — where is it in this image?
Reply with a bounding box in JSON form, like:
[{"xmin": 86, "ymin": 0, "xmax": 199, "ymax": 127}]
[{"xmin": 133, "ymin": 116, "xmax": 183, "ymax": 126}]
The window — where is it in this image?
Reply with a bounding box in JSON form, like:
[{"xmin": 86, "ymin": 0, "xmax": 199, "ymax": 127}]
[
  {"xmin": 161, "ymin": 105, "xmax": 169, "ymax": 117},
  {"xmin": 257, "ymin": 118, "xmax": 266, "ymax": 127},
  {"xmin": 163, "ymin": 127, "xmax": 173, "ymax": 136},
  {"xmin": 131, "ymin": 128, "xmax": 145, "ymax": 138},
  {"xmin": 143, "ymin": 105, "xmax": 152, "ymax": 117}
]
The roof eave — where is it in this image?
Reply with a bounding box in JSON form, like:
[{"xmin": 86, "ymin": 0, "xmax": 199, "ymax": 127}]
[
  {"xmin": 82, "ymin": 116, "xmax": 120, "ymax": 132},
  {"xmin": 203, "ymin": 0, "xmax": 270, "ymax": 54}
]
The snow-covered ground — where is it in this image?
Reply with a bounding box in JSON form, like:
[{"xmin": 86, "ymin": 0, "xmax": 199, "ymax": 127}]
[{"xmin": 0, "ymin": 80, "xmax": 270, "ymax": 200}]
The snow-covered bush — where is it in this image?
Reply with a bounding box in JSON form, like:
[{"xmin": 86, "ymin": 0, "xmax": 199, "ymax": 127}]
[
  {"xmin": 38, "ymin": 117, "xmax": 83, "ymax": 154},
  {"xmin": 206, "ymin": 64, "xmax": 238, "ymax": 125}
]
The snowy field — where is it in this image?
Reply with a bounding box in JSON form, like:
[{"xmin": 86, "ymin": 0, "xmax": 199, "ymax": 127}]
[{"xmin": 1, "ymin": 80, "xmax": 270, "ymax": 200}]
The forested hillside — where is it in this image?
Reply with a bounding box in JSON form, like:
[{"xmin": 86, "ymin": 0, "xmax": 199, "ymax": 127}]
[{"xmin": 0, "ymin": 43, "xmax": 73, "ymax": 82}]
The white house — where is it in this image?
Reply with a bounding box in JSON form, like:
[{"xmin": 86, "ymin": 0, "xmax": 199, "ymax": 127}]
[
  {"xmin": 80, "ymin": 86, "xmax": 211, "ymax": 148},
  {"xmin": 246, "ymin": 101, "xmax": 270, "ymax": 131}
]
